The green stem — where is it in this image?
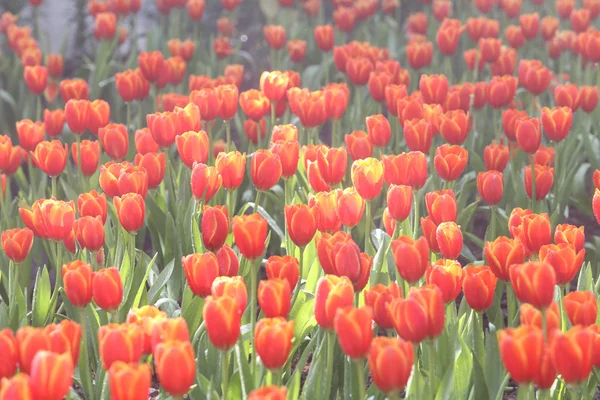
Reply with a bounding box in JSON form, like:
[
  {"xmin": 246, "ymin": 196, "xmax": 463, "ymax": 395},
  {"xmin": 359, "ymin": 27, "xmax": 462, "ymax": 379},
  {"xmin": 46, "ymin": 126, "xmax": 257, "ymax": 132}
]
[
  {"xmin": 51, "ymin": 176, "xmax": 57, "ymax": 199},
  {"xmin": 473, "ymin": 310, "xmax": 485, "ymax": 367},
  {"xmin": 323, "ymin": 331, "xmax": 336, "ymax": 400},
  {"xmin": 364, "ymin": 201, "xmax": 372, "ymax": 254},
  {"xmin": 355, "ymin": 358, "xmax": 366, "ymax": 399},
  {"xmin": 323, "ymin": 52, "xmax": 329, "ymax": 84},
  {"xmin": 530, "ymin": 156, "xmax": 536, "ymax": 212},
  {"xmin": 507, "ymin": 284, "xmax": 517, "ymax": 327},
  {"xmin": 270, "ymin": 369, "xmax": 281, "ymax": 386},
  {"xmin": 413, "ymin": 344, "xmax": 420, "ymax": 399},
  {"xmin": 412, "ymin": 189, "xmax": 420, "ymax": 238},
  {"xmin": 291, "ymin": 246, "xmax": 304, "ymax": 306},
  {"xmin": 207, "ymin": 124, "xmax": 214, "ymax": 164},
  {"xmin": 36, "ymin": 94, "xmax": 41, "ymax": 121},
  {"xmin": 226, "ymin": 189, "xmax": 235, "ymax": 216},
  {"xmin": 541, "ymin": 307, "xmax": 548, "ymax": 342},
  {"xmin": 254, "ymin": 190, "xmax": 263, "ymax": 212},
  {"xmin": 489, "ymin": 205, "xmax": 497, "ymax": 242},
  {"xmin": 137, "ymin": 100, "xmax": 143, "ymax": 129},
  {"xmin": 225, "ymin": 120, "xmax": 232, "ymax": 150},
  {"xmin": 28, "ymin": 157, "xmax": 34, "ymax": 200},
  {"xmin": 76, "ymin": 135, "xmax": 83, "ymax": 192},
  {"xmin": 250, "ymin": 259, "xmax": 258, "ymax": 379},
  {"xmin": 125, "ymin": 102, "xmax": 131, "ymax": 130},
  {"xmin": 428, "ymin": 340, "xmax": 436, "ymax": 398},
  {"xmin": 221, "ymin": 350, "xmax": 229, "ymax": 400},
  {"xmin": 79, "ymin": 307, "xmax": 94, "ymax": 400}
]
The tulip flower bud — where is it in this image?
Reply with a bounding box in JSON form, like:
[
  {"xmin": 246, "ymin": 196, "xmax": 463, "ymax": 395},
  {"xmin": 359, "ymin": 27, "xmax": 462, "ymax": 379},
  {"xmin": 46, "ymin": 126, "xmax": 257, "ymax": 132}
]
[
  {"xmin": 154, "ymin": 340, "xmax": 196, "ymax": 396},
  {"xmin": 92, "ymin": 267, "xmax": 123, "ymax": 312},
  {"xmin": 364, "ymin": 282, "xmax": 403, "ymax": 329},
  {"xmin": 314, "ymin": 275, "xmax": 354, "ymax": 330},
  {"xmin": 255, "ymin": 318, "xmax": 294, "ymax": 370},
  {"xmin": 182, "ymin": 253, "xmax": 219, "ymax": 298},
  {"xmin": 203, "ymin": 295, "xmax": 241, "ymax": 350},
  {"xmin": 334, "ymin": 306, "xmax": 373, "ymax": 359},
  {"xmin": 551, "ymin": 326, "xmax": 595, "ymax": 384},
  {"xmin": 29, "ymin": 351, "xmax": 73, "ymax": 400},
  {"xmin": 462, "ymin": 265, "xmax": 497, "ymax": 312},
  {"xmin": 368, "ymin": 337, "xmax": 414, "ymax": 395},
  {"xmin": 0, "ymin": 328, "xmax": 18, "ymax": 380},
  {"xmin": 108, "ymin": 361, "xmax": 152, "ymax": 400},
  {"xmin": 232, "ymin": 213, "xmax": 268, "ymax": 259},
  {"xmin": 509, "ymin": 262, "xmax": 556, "ymax": 309},
  {"xmin": 388, "ymin": 285, "xmax": 445, "ymax": 343}
]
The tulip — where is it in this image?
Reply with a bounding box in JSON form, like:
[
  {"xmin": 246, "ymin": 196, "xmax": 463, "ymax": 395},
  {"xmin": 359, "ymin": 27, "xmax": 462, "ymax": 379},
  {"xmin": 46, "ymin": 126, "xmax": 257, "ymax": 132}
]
[
  {"xmin": 539, "ymin": 243, "xmax": 585, "ymax": 286},
  {"xmin": 309, "ymin": 190, "xmax": 342, "ymax": 233},
  {"xmin": 182, "ymin": 253, "xmax": 219, "ymax": 298},
  {"xmin": 524, "ymin": 164, "xmax": 554, "ymax": 200},
  {"xmin": 314, "ymin": 25, "xmax": 334, "ymax": 51},
  {"xmin": 511, "ymin": 212, "xmax": 552, "ymax": 255},
  {"xmin": 404, "ymin": 118, "xmax": 433, "ymax": 153},
  {"xmin": 426, "ymin": 259, "xmax": 463, "ymax": 303},
  {"xmin": 134, "ymin": 128, "xmax": 159, "ymax": 155},
  {"xmin": 364, "ymin": 283, "xmax": 402, "ymax": 329},
  {"xmin": 265, "ymin": 256, "xmax": 299, "ymax": 292},
  {"xmin": 554, "ymin": 224, "xmax": 585, "ymax": 252},
  {"xmin": 71, "ymin": 140, "xmax": 100, "ymax": 176},
  {"xmin": 316, "ymin": 146, "xmax": 347, "ymax": 186},
  {"xmin": 270, "ymin": 140, "xmax": 299, "ymax": 179},
  {"xmin": 255, "ymin": 318, "xmax": 294, "ymax": 369},
  {"xmin": 498, "ymin": 325, "xmax": 544, "ymax": 384},
  {"xmin": 258, "ymin": 278, "xmax": 291, "ymax": 318},
  {"xmin": 263, "ymin": 25, "xmax": 286, "ymax": 49},
  {"xmin": 232, "ymin": 213, "xmax": 268, "ymax": 259},
  {"xmin": 323, "ymin": 83, "xmax": 349, "ymax": 120},
  {"xmin": 595, "ymin": 189, "xmax": 600, "ymax": 225},
  {"xmin": 0, "ymin": 373, "xmax": 32, "ymax": 398},
  {"xmin": 367, "ymin": 72, "xmax": 392, "ymax": 104},
  {"xmin": 211, "ymin": 276, "xmax": 247, "ymax": 317},
  {"xmin": 334, "ymin": 307, "xmax": 373, "ymax": 359},
  {"xmin": 541, "ymin": 106, "xmax": 572, "ymax": 142},
  {"xmin": 287, "ymin": 40, "xmax": 307, "ymax": 63},
  {"xmin": 483, "ymin": 143, "xmax": 509, "ymax": 172},
  {"xmin": 138, "ymin": 51, "xmax": 164, "ymax": 82},
  {"xmin": 31, "ymin": 140, "xmax": 68, "ymax": 177},
  {"xmin": 125, "ymin": 306, "xmax": 167, "ymax": 355},
  {"xmin": 483, "ymin": 236, "xmax": 525, "ymax": 281},
  {"xmin": 346, "ymin": 57, "xmax": 374, "ymax": 86},
  {"xmin": 203, "ymin": 295, "xmax": 241, "ymax": 350},
  {"xmin": 436, "ymin": 22, "xmax": 463, "ymax": 56},
  {"xmin": 72, "ymin": 215, "xmax": 104, "ymax": 252},
  {"xmin": 384, "ymin": 85, "xmax": 407, "ymax": 117},
  {"xmin": 251, "ymin": 149, "xmax": 282, "ymax": 191},
  {"xmin": 368, "ymin": 337, "xmax": 413, "ymax": 395},
  {"xmin": 287, "ymin": 88, "xmax": 327, "ymax": 128},
  {"xmin": 59, "ymin": 78, "xmax": 89, "ymax": 102},
  {"xmin": 0, "ymin": 328, "xmax": 18, "ymax": 379},
  {"xmin": 154, "ymin": 340, "xmax": 196, "ymax": 396},
  {"xmin": 134, "ymin": 152, "xmax": 166, "ymax": 189},
  {"xmin": 29, "ymin": 198, "xmax": 75, "ymax": 241},
  {"xmin": 1, "ymin": 228, "xmax": 34, "ymax": 263},
  {"xmin": 391, "ymin": 236, "xmax": 430, "ymax": 283},
  {"xmin": 41, "ymin": 109, "xmax": 64, "ymax": 138},
  {"xmin": 215, "ymin": 84, "xmax": 239, "ymax": 120},
  {"xmin": 332, "ymin": 240, "xmax": 372, "ymax": 291},
  {"xmin": 563, "ymin": 291, "xmax": 596, "ymax": 327},
  {"xmin": 260, "ymin": 71, "xmax": 289, "ymax": 102},
  {"xmin": 333, "ymin": 6, "xmax": 356, "ymax": 32},
  {"xmin": 29, "ymin": 351, "xmax": 73, "ymax": 400},
  {"xmin": 78, "ymin": 190, "xmax": 107, "ymax": 223},
  {"xmin": 284, "ymin": 204, "xmax": 317, "ymax": 247},
  {"xmin": 92, "ymin": 267, "xmax": 123, "ymax": 312},
  {"xmin": 215, "ymin": 151, "xmax": 246, "ymax": 190},
  {"xmin": 314, "ymin": 275, "xmax": 354, "ymax": 330},
  {"xmin": 200, "ymin": 205, "xmax": 229, "ymax": 252},
  {"xmin": 435, "ymin": 222, "xmax": 463, "ymax": 260},
  {"xmin": 486, "ymin": 75, "xmax": 517, "ymax": 109},
  {"xmin": 386, "ymin": 185, "xmax": 412, "ymax": 223},
  {"xmin": 248, "ymin": 386, "xmax": 287, "ymax": 400},
  {"xmin": 462, "ymin": 265, "xmax": 497, "ymax": 312},
  {"xmin": 16, "ymin": 119, "xmax": 44, "ymax": 152},
  {"xmin": 579, "ymin": 86, "xmax": 598, "ymax": 113},
  {"xmin": 351, "ymin": 157, "xmax": 384, "ymax": 200},
  {"xmin": 407, "ymin": 41, "xmax": 433, "ymax": 70},
  {"xmin": 86, "ymin": 99, "xmax": 110, "ymax": 135},
  {"xmin": 99, "ymin": 162, "xmax": 148, "ymax": 198},
  {"xmin": 518, "ymin": 60, "xmax": 551, "ymax": 95},
  {"xmin": 520, "ymin": 302, "xmax": 560, "ymax": 339},
  {"xmin": 108, "ymin": 361, "xmax": 152, "ymax": 400},
  {"xmin": 551, "ymin": 326, "xmax": 595, "ymax": 384},
  {"xmin": 382, "ymin": 151, "xmax": 428, "ymax": 188},
  {"xmin": 502, "ymin": 109, "xmax": 527, "ymax": 142},
  {"xmin": 61, "ymin": 260, "xmax": 93, "ymax": 307},
  {"xmin": 316, "ymin": 231, "xmax": 352, "ymax": 275},
  {"xmin": 190, "ymin": 163, "xmax": 222, "ymax": 203},
  {"xmin": 477, "ymin": 171, "xmax": 504, "ymax": 205},
  {"xmin": 336, "ymin": 187, "xmax": 365, "ymax": 229},
  {"xmin": 420, "ymin": 74, "xmax": 448, "ymax": 105},
  {"xmin": 509, "ymin": 262, "xmax": 556, "ymax": 309},
  {"xmin": 389, "ymin": 285, "xmax": 444, "ymax": 343},
  {"xmin": 146, "ymin": 111, "xmax": 177, "ymax": 148},
  {"xmin": 98, "ymin": 123, "xmax": 128, "ymax": 161},
  {"xmin": 98, "ymin": 323, "xmax": 143, "ymax": 369},
  {"xmin": 434, "ymin": 144, "xmax": 468, "ymax": 182},
  {"xmin": 425, "ymin": 189, "xmax": 457, "ymax": 226},
  {"xmin": 23, "ymin": 65, "xmax": 48, "ymax": 94},
  {"xmin": 113, "ymin": 193, "xmax": 145, "ymax": 233}
]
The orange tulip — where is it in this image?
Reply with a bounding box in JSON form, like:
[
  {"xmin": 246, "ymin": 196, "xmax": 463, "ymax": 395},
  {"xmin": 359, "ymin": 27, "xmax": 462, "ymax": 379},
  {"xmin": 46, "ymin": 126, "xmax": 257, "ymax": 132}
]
[
  {"xmin": 215, "ymin": 151, "xmax": 246, "ymax": 190},
  {"xmin": 367, "ymin": 72, "xmax": 392, "ymax": 103},
  {"xmin": 483, "ymin": 143, "xmax": 509, "ymax": 172},
  {"xmin": 174, "ymin": 130, "xmax": 209, "ymax": 170},
  {"xmin": 477, "ymin": 170, "xmax": 504, "ymax": 205},
  {"xmin": 434, "ymin": 144, "xmax": 468, "ymax": 181},
  {"xmin": 284, "ymin": 204, "xmax": 317, "ymax": 247},
  {"xmin": 0, "ymin": 373, "xmax": 32, "ymax": 399},
  {"xmin": 260, "ymin": 71, "xmax": 289, "ymax": 102},
  {"xmin": 239, "ymin": 89, "xmax": 270, "ymax": 121},
  {"xmin": 244, "ymin": 119, "xmax": 266, "ymax": 144},
  {"xmin": 551, "ymin": 326, "xmax": 595, "ymax": 384},
  {"xmin": 263, "ymin": 25, "xmax": 286, "ymax": 49},
  {"xmin": 248, "ymin": 386, "xmax": 287, "ymax": 400},
  {"xmin": 78, "ymin": 190, "xmax": 107, "ymax": 223},
  {"xmin": 182, "ymin": 253, "xmax": 219, "ymax": 298},
  {"xmin": 314, "ymin": 25, "xmax": 334, "ymax": 51},
  {"xmin": 257, "ymin": 278, "xmax": 291, "ymax": 319},
  {"xmin": 333, "ymin": 6, "xmax": 356, "ymax": 32},
  {"xmin": 232, "ymin": 213, "xmax": 268, "ymax": 259},
  {"xmin": 108, "ymin": 361, "xmax": 152, "ymax": 400},
  {"xmin": 419, "ymin": 74, "xmax": 448, "ymax": 105},
  {"xmin": 113, "ymin": 193, "xmax": 145, "ymax": 233},
  {"xmin": 509, "ymin": 262, "xmax": 556, "ymax": 309},
  {"xmin": 554, "ymin": 224, "xmax": 585, "ymax": 252},
  {"xmin": 435, "ymin": 222, "xmax": 463, "ymax": 260},
  {"xmin": 15, "ymin": 119, "xmax": 44, "ymax": 153},
  {"xmin": 486, "ymin": 75, "xmax": 518, "ymax": 109},
  {"xmin": 385, "ymin": 185, "xmax": 412, "ymax": 223},
  {"xmin": 365, "ymin": 114, "xmax": 391, "ymax": 147},
  {"xmin": 539, "ymin": 243, "xmax": 585, "ymax": 286},
  {"xmin": 287, "ymin": 88, "xmax": 327, "ymax": 128},
  {"xmin": 520, "ymin": 302, "xmax": 560, "ymax": 338},
  {"xmin": 323, "ymin": 83, "xmax": 349, "ymax": 120},
  {"xmin": 511, "ymin": 212, "xmax": 552, "ymax": 255},
  {"xmin": 426, "ymin": 258, "xmax": 463, "ymax": 303},
  {"xmin": 203, "ymin": 295, "xmax": 241, "ymax": 350},
  {"xmin": 391, "ymin": 236, "xmax": 430, "ymax": 283},
  {"xmin": 23, "ymin": 65, "xmax": 48, "ymax": 95},
  {"xmin": 154, "ymin": 340, "xmax": 196, "ymax": 396},
  {"xmin": 266, "ymin": 255, "xmax": 299, "ymax": 292},
  {"xmin": 189, "ymin": 88, "xmax": 221, "ymax": 121},
  {"xmin": 98, "ymin": 323, "xmax": 143, "ymax": 369},
  {"xmin": 316, "ymin": 146, "xmax": 346, "ymax": 186},
  {"xmin": 515, "ymin": 116, "xmax": 541, "ymax": 154},
  {"xmin": 579, "ymin": 86, "xmax": 598, "ymax": 113},
  {"xmin": 126, "ymin": 306, "xmax": 167, "ymax": 355},
  {"xmin": 462, "ymin": 265, "xmax": 497, "ymax": 312},
  {"xmin": 25, "ymin": 198, "xmax": 76, "ymax": 241},
  {"xmin": 72, "ymin": 215, "xmax": 104, "ymax": 252},
  {"xmin": 382, "ymin": 151, "xmax": 427, "ymax": 188},
  {"xmin": 251, "ymin": 149, "xmax": 282, "ymax": 191},
  {"xmin": 215, "ymin": 84, "xmax": 239, "ymax": 120},
  {"xmin": 70, "ymin": 140, "xmax": 100, "ymax": 176},
  {"xmin": 314, "ymin": 275, "xmax": 354, "ymax": 330},
  {"xmin": 287, "ymin": 40, "xmax": 306, "ymax": 62},
  {"xmin": 389, "ymin": 285, "xmax": 444, "ymax": 343},
  {"xmin": 406, "ymin": 40, "xmax": 433, "ymax": 70},
  {"xmin": 563, "ymin": 291, "xmax": 596, "ymax": 326},
  {"xmin": 61, "ymin": 260, "xmax": 93, "ymax": 307},
  {"xmin": 99, "ymin": 162, "xmax": 148, "ymax": 198},
  {"xmin": 213, "ymin": 245, "xmax": 238, "ymax": 278},
  {"xmin": 0, "ymin": 328, "xmax": 18, "ymax": 380},
  {"xmin": 134, "ymin": 128, "xmax": 159, "ymax": 154},
  {"xmin": 541, "ymin": 106, "xmax": 572, "ymax": 142},
  {"xmin": 403, "ymin": 118, "xmax": 433, "ymax": 153},
  {"xmin": 436, "ymin": 20, "xmax": 463, "ymax": 56},
  {"xmin": 138, "ymin": 51, "xmax": 164, "ymax": 82},
  {"xmin": 425, "ymin": 189, "xmax": 456, "ymax": 226},
  {"xmin": 42, "ymin": 109, "xmax": 65, "ymax": 138},
  {"xmin": 346, "ymin": 57, "xmax": 374, "ymax": 86},
  {"xmin": 351, "ymin": 157, "xmax": 384, "ymax": 200},
  {"xmin": 484, "ymin": 236, "xmax": 525, "ymax": 281},
  {"xmin": 1, "ymin": 228, "xmax": 34, "ymax": 263},
  {"xmin": 134, "ymin": 152, "xmax": 166, "ymax": 189},
  {"xmin": 200, "ymin": 205, "xmax": 229, "ymax": 252},
  {"xmin": 254, "ymin": 318, "xmax": 294, "ymax": 370},
  {"xmin": 524, "ymin": 164, "xmax": 554, "ymax": 200},
  {"xmin": 364, "ymin": 282, "xmax": 402, "ymax": 329},
  {"xmin": 30, "ymin": 140, "xmax": 68, "ymax": 177},
  {"xmin": 368, "ymin": 337, "xmax": 413, "ymax": 395},
  {"xmin": 92, "ymin": 267, "xmax": 123, "ymax": 312},
  {"xmin": 29, "ymin": 351, "xmax": 73, "ymax": 400},
  {"xmin": 86, "ymin": 99, "xmax": 110, "ymax": 135},
  {"xmin": 498, "ymin": 325, "xmax": 545, "ymax": 384},
  {"xmin": 518, "ymin": 60, "xmax": 551, "ymax": 95},
  {"xmin": 519, "ymin": 12, "xmax": 539, "ymax": 39},
  {"xmin": 345, "ymin": 130, "xmax": 372, "ymax": 161},
  {"xmin": 146, "ymin": 111, "xmax": 177, "ymax": 148},
  {"xmin": 190, "ymin": 162, "xmax": 222, "ymax": 202},
  {"xmin": 334, "ymin": 306, "xmax": 372, "ymax": 359},
  {"xmin": 336, "ymin": 187, "xmax": 365, "ymax": 229}
]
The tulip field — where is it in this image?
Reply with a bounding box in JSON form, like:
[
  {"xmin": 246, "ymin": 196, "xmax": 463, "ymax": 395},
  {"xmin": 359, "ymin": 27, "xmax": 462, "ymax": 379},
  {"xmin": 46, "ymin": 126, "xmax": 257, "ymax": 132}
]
[{"xmin": 1, "ymin": 0, "xmax": 600, "ymax": 398}]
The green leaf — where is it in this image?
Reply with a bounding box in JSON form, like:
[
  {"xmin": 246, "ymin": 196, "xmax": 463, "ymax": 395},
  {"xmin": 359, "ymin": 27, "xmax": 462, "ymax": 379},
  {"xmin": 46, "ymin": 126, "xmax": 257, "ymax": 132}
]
[
  {"xmin": 577, "ymin": 262, "xmax": 593, "ymax": 292},
  {"xmin": 31, "ymin": 266, "xmax": 51, "ymax": 327},
  {"xmin": 369, "ymin": 229, "xmax": 391, "ymax": 287},
  {"xmin": 132, "ymin": 253, "xmax": 159, "ymax": 308},
  {"xmin": 292, "ymin": 299, "xmax": 316, "ymax": 343},
  {"xmin": 458, "ymin": 201, "xmax": 480, "ymax": 230},
  {"xmin": 148, "ymin": 258, "xmax": 174, "ymax": 305},
  {"xmin": 435, "ymin": 334, "xmax": 473, "ymax": 400},
  {"xmin": 484, "ymin": 330, "xmax": 506, "ymax": 400}
]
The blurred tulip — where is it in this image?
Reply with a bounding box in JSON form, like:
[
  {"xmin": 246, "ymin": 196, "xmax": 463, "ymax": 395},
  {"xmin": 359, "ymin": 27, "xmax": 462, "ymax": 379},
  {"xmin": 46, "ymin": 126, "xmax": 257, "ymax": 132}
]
[
  {"xmin": 0, "ymin": 329, "xmax": 18, "ymax": 380},
  {"xmin": 498, "ymin": 325, "xmax": 544, "ymax": 384},
  {"xmin": 406, "ymin": 41, "xmax": 433, "ymax": 70},
  {"xmin": 29, "ymin": 351, "xmax": 73, "ymax": 400},
  {"xmin": 154, "ymin": 340, "xmax": 196, "ymax": 396},
  {"xmin": 263, "ymin": 25, "xmax": 286, "ymax": 49},
  {"xmin": 365, "ymin": 114, "xmax": 391, "ymax": 147},
  {"xmin": 203, "ymin": 295, "xmax": 241, "ymax": 350},
  {"xmin": 334, "ymin": 307, "xmax": 372, "ymax": 359},
  {"xmin": 336, "ymin": 187, "xmax": 365, "ymax": 229},
  {"xmin": 484, "ymin": 143, "xmax": 509, "ymax": 171},
  {"xmin": 386, "ymin": 185, "xmax": 412, "ymax": 223},
  {"xmin": 579, "ymin": 86, "xmax": 598, "ymax": 113},
  {"xmin": 201, "ymin": 205, "xmax": 229, "ymax": 252},
  {"xmin": 404, "ymin": 118, "xmax": 433, "ymax": 153},
  {"xmin": 539, "ymin": 243, "xmax": 585, "ymax": 286},
  {"xmin": 368, "ymin": 337, "xmax": 413, "ymax": 395},
  {"xmin": 554, "ymin": 224, "xmax": 585, "ymax": 252},
  {"xmin": 382, "ymin": 151, "xmax": 428, "ymax": 188},
  {"xmin": 248, "ymin": 386, "xmax": 287, "ymax": 400},
  {"xmin": 389, "ymin": 285, "xmax": 444, "ymax": 343},
  {"xmin": 524, "ymin": 164, "xmax": 554, "ymax": 200},
  {"xmin": 23, "ymin": 65, "xmax": 48, "ymax": 95},
  {"xmin": 345, "ymin": 130, "xmax": 372, "ymax": 161},
  {"xmin": 551, "ymin": 326, "xmax": 595, "ymax": 384},
  {"xmin": 1, "ymin": 228, "xmax": 34, "ymax": 263},
  {"xmin": 314, "ymin": 25, "xmax": 334, "ymax": 51},
  {"xmin": 564, "ymin": 291, "xmax": 597, "ymax": 326},
  {"xmin": 60, "ymin": 79, "xmax": 89, "ymax": 102},
  {"xmin": 251, "ymin": 149, "xmax": 282, "ymax": 191},
  {"xmin": 391, "ymin": 236, "xmax": 430, "ymax": 283},
  {"xmin": 346, "ymin": 57, "xmax": 374, "ymax": 86},
  {"xmin": 515, "ymin": 116, "xmax": 541, "ymax": 153},
  {"xmin": 255, "ymin": 318, "xmax": 294, "ymax": 372},
  {"xmin": 190, "ymin": 162, "xmax": 222, "ymax": 202},
  {"xmin": 518, "ymin": 60, "xmax": 551, "ymax": 95},
  {"xmin": 98, "ymin": 323, "xmax": 143, "ymax": 369},
  {"xmin": 108, "ymin": 361, "xmax": 152, "ymax": 400}
]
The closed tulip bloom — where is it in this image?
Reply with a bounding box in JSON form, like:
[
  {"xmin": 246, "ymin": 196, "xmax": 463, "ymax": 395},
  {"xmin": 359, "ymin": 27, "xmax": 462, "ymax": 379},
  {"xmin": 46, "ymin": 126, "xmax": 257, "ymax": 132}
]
[
  {"xmin": 182, "ymin": 253, "xmax": 219, "ymax": 297},
  {"xmin": 0, "ymin": 373, "xmax": 32, "ymax": 398},
  {"xmin": 258, "ymin": 278, "xmax": 291, "ymax": 319},
  {"xmin": 477, "ymin": 171, "xmax": 504, "ymax": 205},
  {"xmin": 269, "ymin": 140, "xmax": 299, "ymax": 178},
  {"xmin": 435, "ymin": 222, "xmax": 463, "ymax": 260},
  {"xmin": 520, "ymin": 302, "xmax": 560, "ymax": 338},
  {"xmin": 498, "ymin": 325, "xmax": 544, "ymax": 384},
  {"xmin": 346, "ymin": 57, "xmax": 374, "ymax": 86},
  {"xmin": 23, "ymin": 65, "xmax": 48, "ymax": 94},
  {"xmin": 92, "ymin": 267, "xmax": 123, "ymax": 311},
  {"xmin": 78, "ymin": 190, "xmax": 107, "ymax": 223},
  {"xmin": 0, "ymin": 329, "xmax": 18, "ymax": 379},
  {"xmin": 248, "ymin": 386, "xmax": 287, "ymax": 400},
  {"xmin": 515, "ymin": 117, "xmax": 541, "ymax": 153},
  {"xmin": 59, "ymin": 78, "xmax": 89, "ymax": 102},
  {"xmin": 62, "ymin": 260, "xmax": 93, "ymax": 307},
  {"xmin": 263, "ymin": 25, "xmax": 286, "ymax": 49},
  {"xmin": 146, "ymin": 111, "xmax": 177, "ymax": 148},
  {"xmin": 113, "ymin": 193, "xmax": 145, "ymax": 233},
  {"xmin": 518, "ymin": 12, "xmax": 539, "ymax": 39},
  {"xmin": 551, "ymin": 326, "xmax": 595, "ymax": 384},
  {"xmin": 189, "ymin": 88, "xmax": 221, "ymax": 121},
  {"xmin": 486, "ymin": 75, "xmax": 518, "ymax": 109},
  {"xmin": 462, "ymin": 265, "xmax": 497, "ymax": 312},
  {"xmin": 126, "ymin": 306, "xmax": 167, "ymax": 355},
  {"xmin": 174, "ymin": 130, "xmax": 208, "ymax": 169},
  {"xmin": 190, "ymin": 162, "xmax": 222, "ymax": 202},
  {"xmin": 386, "ymin": 185, "xmax": 412, "ymax": 222},
  {"xmin": 595, "ymin": 189, "xmax": 600, "ymax": 225},
  {"xmin": 484, "ymin": 236, "xmax": 525, "ymax": 281},
  {"xmin": 154, "ymin": 340, "xmax": 196, "ymax": 396},
  {"xmin": 31, "ymin": 140, "xmax": 68, "ymax": 177},
  {"xmin": 425, "ymin": 189, "xmax": 457, "ymax": 225},
  {"xmin": 64, "ymin": 99, "xmax": 90, "ymax": 135},
  {"xmin": 579, "ymin": 86, "xmax": 599, "ymax": 113},
  {"xmin": 287, "ymin": 88, "xmax": 328, "ymax": 128},
  {"xmin": 479, "ymin": 37, "xmax": 501, "ymax": 62},
  {"xmin": 137, "ymin": 51, "xmax": 164, "ymax": 82},
  {"xmin": 365, "ymin": 114, "xmax": 391, "ymax": 147},
  {"xmin": 16, "ymin": 119, "xmax": 44, "ymax": 152},
  {"xmin": 351, "ymin": 157, "xmax": 384, "ymax": 200},
  {"xmin": 524, "ymin": 164, "xmax": 554, "ymax": 200},
  {"xmin": 232, "ymin": 213, "xmax": 268, "ymax": 259},
  {"xmin": 203, "ymin": 295, "xmax": 241, "ymax": 350},
  {"xmin": 554, "ymin": 224, "xmax": 585, "ymax": 252},
  {"xmin": 254, "ymin": 318, "xmax": 294, "ymax": 370},
  {"xmin": 426, "ymin": 259, "xmax": 464, "ymax": 303},
  {"xmin": 211, "ymin": 276, "xmax": 247, "ymax": 316},
  {"xmin": 436, "ymin": 22, "xmax": 463, "ymax": 56},
  {"xmin": 2, "ymin": 145, "xmax": 25, "ymax": 175},
  {"xmin": 367, "ymin": 72, "xmax": 392, "ymax": 103},
  {"xmin": 343, "ymin": 131, "xmax": 372, "ymax": 161},
  {"xmin": 323, "ymin": 83, "xmax": 349, "ymax": 120},
  {"xmin": 239, "ymin": 89, "xmax": 270, "ymax": 122},
  {"xmin": 389, "ymin": 285, "xmax": 444, "ymax": 343},
  {"xmin": 316, "ymin": 231, "xmax": 352, "ymax": 275},
  {"xmin": 285, "ymin": 204, "xmax": 317, "ymax": 247},
  {"xmin": 407, "ymin": 41, "xmax": 433, "ymax": 70},
  {"xmin": 518, "ymin": 60, "xmax": 552, "ymax": 95},
  {"xmin": 98, "ymin": 323, "xmax": 143, "ymax": 369},
  {"xmin": 563, "ymin": 291, "xmax": 596, "ymax": 326},
  {"xmin": 314, "ymin": 25, "xmax": 334, "ymax": 51},
  {"xmin": 553, "ymin": 84, "xmax": 580, "ymax": 111},
  {"xmin": 134, "ymin": 152, "xmax": 166, "ymax": 189},
  {"xmin": 314, "ymin": 275, "xmax": 354, "ymax": 330},
  {"xmin": 368, "ymin": 337, "xmax": 413, "ymax": 395},
  {"xmin": 404, "ymin": 118, "xmax": 433, "ymax": 153},
  {"xmin": 108, "ymin": 361, "xmax": 152, "ymax": 400},
  {"xmin": 287, "ymin": 40, "xmax": 306, "ymax": 62},
  {"xmin": 541, "ymin": 106, "xmax": 572, "ymax": 142},
  {"xmin": 484, "ymin": 143, "xmax": 509, "ymax": 171},
  {"xmin": 382, "ymin": 151, "xmax": 428, "ymax": 188},
  {"xmin": 333, "ymin": 240, "xmax": 372, "ymax": 291},
  {"xmin": 509, "ymin": 262, "xmax": 556, "ymax": 309},
  {"xmin": 86, "ymin": 99, "xmax": 110, "ymax": 135},
  {"xmin": 215, "ymin": 84, "xmax": 238, "ymax": 120},
  {"xmin": 364, "ymin": 283, "xmax": 402, "ymax": 329},
  {"xmin": 266, "ymin": 256, "xmax": 299, "ymax": 291},
  {"xmin": 391, "ymin": 236, "xmax": 430, "ymax": 283},
  {"xmin": 337, "ymin": 187, "xmax": 365, "ymax": 228},
  {"xmin": 98, "ymin": 123, "xmax": 128, "ymax": 161},
  {"xmin": 434, "ymin": 144, "xmax": 468, "ymax": 181},
  {"xmin": 1, "ymin": 228, "xmax": 33, "ymax": 263},
  {"xmin": 251, "ymin": 149, "xmax": 282, "ymax": 191},
  {"xmin": 201, "ymin": 205, "xmax": 229, "ymax": 252},
  {"xmin": 31, "ymin": 198, "xmax": 76, "ymax": 241},
  {"xmin": 539, "ymin": 243, "xmax": 585, "ymax": 286},
  {"xmin": 316, "ymin": 146, "xmax": 347, "ymax": 186},
  {"xmin": 71, "ymin": 140, "xmax": 100, "ymax": 176},
  {"xmin": 502, "ymin": 109, "xmax": 527, "ymax": 141},
  {"xmin": 42, "ymin": 109, "xmax": 65, "ymax": 138},
  {"xmin": 439, "ymin": 110, "xmax": 470, "ymax": 145},
  {"xmin": 420, "ymin": 74, "xmax": 448, "ymax": 105},
  {"xmin": 215, "ymin": 151, "xmax": 246, "ymax": 190},
  {"xmin": 260, "ymin": 71, "xmax": 289, "ymax": 102},
  {"xmin": 333, "ymin": 6, "xmax": 356, "ymax": 32},
  {"xmin": 16, "ymin": 326, "xmax": 54, "ymax": 374},
  {"xmin": 214, "ymin": 245, "xmax": 239, "ymax": 277},
  {"xmin": 334, "ymin": 307, "xmax": 373, "ymax": 359},
  {"xmin": 511, "ymin": 212, "xmax": 552, "ymax": 255},
  {"xmin": 29, "ymin": 351, "xmax": 73, "ymax": 400},
  {"xmin": 134, "ymin": 128, "xmax": 159, "ymax": 155},
  {"xmin": 533, "ymin": 146, "xmax": 554, "ymax": 167},
  {"xmin": 73, "ymin": 215, "xmax": 104, "ymax": 252},
  {"xmin": 271, "ymin": 124, "xmax": 298, "ymax": 142},
  {"xmin": 384, "ymin": 84, "xmax": 407, "ymax": 117}
]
